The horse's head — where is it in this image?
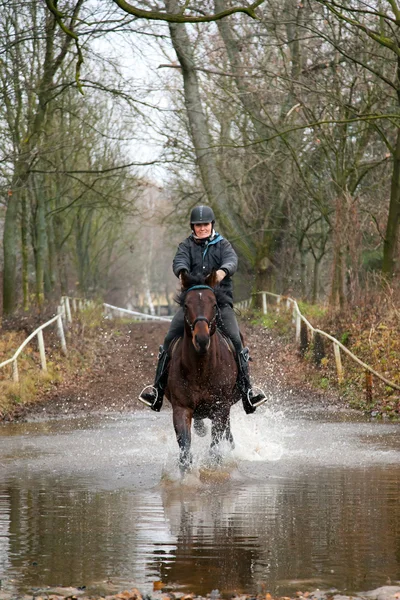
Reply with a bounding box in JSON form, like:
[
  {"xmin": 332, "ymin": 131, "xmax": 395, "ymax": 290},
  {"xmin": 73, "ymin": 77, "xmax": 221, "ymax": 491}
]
[{"xmin": 179, "ymin": 271, "xmax": 219, "ymax": 355}]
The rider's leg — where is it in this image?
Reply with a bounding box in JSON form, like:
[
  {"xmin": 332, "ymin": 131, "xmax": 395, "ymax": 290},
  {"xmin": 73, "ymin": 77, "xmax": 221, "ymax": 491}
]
[
  {"xmin": 139, "ymin": 308, "xmax": 185, "ymax": 411},
  {"xmin": 219, "ymin": 305, "xmax": 266, "ymax": 414}
]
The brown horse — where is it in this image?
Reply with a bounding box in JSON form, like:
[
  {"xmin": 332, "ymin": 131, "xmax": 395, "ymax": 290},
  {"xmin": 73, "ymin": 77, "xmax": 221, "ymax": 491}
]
[{"xmin": 165, "ymin": 271, "xmax": 240, "ymax": 470}]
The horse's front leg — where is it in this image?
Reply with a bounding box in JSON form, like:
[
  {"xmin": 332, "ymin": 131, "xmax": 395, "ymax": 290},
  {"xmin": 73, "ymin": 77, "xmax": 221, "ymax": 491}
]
[
  {"xmin": 225, "ymin": 417, "xmax": 235, "ymax": 449},
  {"xmin": 173, "ymin": 406, "xmax": 193, "ymax": 472},
  {"xmin": 210, "ymin": 410, "xmax": 230, "ymax": 464}
]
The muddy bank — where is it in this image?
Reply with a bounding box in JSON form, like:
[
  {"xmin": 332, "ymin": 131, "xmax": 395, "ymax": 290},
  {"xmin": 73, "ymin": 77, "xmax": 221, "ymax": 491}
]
[
  {"xmin": 23, "ymin": 320, "xmax": 341, "ymax": 420},
  {"xmin": 3, "ymin": 584, "xmax": 400, "ymax": 600}
]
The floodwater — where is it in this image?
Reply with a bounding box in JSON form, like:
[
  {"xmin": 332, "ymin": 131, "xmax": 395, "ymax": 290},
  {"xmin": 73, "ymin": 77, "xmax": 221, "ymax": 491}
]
[{"xmin": 0, "ymin": 399, "xmax": 400, "ymax": 598}]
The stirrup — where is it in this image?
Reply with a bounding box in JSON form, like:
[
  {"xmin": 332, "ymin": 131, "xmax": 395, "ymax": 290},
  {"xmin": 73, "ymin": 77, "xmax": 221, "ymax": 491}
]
[
  {"xmin": 138, "ymin": 385, "xmax": 158, "ymax": 407},
  {"xmin": 248, "ymin": 386, "xmax": 267, "ymax": 408}
]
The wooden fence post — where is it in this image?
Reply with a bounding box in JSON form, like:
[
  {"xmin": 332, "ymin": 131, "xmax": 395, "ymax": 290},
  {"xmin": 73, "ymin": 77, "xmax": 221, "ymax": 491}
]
[
  {"xmin": 37, "ymin": 330, "xmax": 47, "ymax": 372},
  {"xmin": 65, "ymin": 297, "xmax": 72, "ymax": 323},
  {"xmin": 333, "ymin": 342, "xmax": 344, "ymax": 384},
  {"xmin": 12, "ymin": 360, "xmax": 19, "ymax": 383},
  {"xmin": 262, "ymin": 293, "xmax": 267, "ymax": 315},
  {"xmin": 57, "ymin": 315, "xmax": 68, "ymax": 355}
]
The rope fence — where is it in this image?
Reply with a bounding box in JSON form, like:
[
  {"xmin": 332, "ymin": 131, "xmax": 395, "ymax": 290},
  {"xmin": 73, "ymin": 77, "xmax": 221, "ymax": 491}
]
[{"xmin": 242, "ymin": 291, "xmax": 400, "ymax": 398}]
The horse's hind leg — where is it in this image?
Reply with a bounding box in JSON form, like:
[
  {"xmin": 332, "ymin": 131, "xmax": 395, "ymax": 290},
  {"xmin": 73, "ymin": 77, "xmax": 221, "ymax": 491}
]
[
  {"xmin": 173, "ymin": 406, "xmax": 193, "ymax": 472},
  {"xmin": 193, "ymin": 417, "xmax": 207, "ymax": 437}
]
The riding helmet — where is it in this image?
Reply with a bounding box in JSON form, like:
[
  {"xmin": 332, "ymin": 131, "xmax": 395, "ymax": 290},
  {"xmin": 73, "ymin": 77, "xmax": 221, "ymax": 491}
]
[{"xmin": 190, "ymin": 205, "xmax": 215, "ymax": 227}]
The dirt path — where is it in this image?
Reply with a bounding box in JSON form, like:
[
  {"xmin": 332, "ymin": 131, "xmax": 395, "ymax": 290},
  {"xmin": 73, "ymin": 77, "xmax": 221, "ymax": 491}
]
[{"xmin": 28, "ymin": 320, "xmax": 338, "ymax": 419}]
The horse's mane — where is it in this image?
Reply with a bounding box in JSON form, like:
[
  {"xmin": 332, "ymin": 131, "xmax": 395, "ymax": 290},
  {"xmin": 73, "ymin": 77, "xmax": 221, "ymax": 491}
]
[{"xmin": 175, "ymin": 272, "xmax": 230, "ymax": 307}]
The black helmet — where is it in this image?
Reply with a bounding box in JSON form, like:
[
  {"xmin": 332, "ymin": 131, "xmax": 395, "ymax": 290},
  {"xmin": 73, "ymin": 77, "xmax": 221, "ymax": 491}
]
[{"xmin": 190, "ymin": 205, "xmax": 215, "ymax": 226}]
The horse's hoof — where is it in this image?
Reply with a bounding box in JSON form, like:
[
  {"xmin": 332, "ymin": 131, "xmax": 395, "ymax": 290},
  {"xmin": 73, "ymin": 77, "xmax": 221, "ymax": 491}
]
[
  {"xmin": 209, "ymin": 448, "xmax": 222, "ymax": 466},
  {"xmin": 179, "ymin": 453, "xmax": 193, "ymax": 474},
  {"xmin": 193, "ymin": 419, "xmax": 207, "ymax": 437}
]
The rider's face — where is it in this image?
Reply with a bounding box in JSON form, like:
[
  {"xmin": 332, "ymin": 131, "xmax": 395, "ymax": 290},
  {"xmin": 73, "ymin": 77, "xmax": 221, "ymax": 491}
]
[{"xmin": 193, "ymin": 222, "xmax": 212, "ymax": 238}]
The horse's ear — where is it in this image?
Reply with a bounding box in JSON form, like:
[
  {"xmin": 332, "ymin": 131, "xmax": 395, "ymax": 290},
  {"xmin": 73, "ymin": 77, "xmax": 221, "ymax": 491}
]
[
  {"xmin": 180, "ymin": 270, "xmax": 190, "ymax": 290},
  {"xmin": 205, "ymin": 270, "xmax": 218, "ymax": 289}
]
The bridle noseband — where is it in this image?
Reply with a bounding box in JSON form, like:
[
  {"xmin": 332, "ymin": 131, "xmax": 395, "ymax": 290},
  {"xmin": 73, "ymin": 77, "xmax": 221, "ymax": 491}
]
[{"xmin": 184, "ymin": 285, "xmax": 219, "ymax": 335}]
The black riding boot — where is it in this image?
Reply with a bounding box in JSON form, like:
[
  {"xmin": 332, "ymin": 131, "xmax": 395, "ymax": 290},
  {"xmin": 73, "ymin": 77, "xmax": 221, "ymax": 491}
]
[
  {"xmin": 237, "ymin": 347, "xmax": 267, "ymax": 414},
  {"xmin": 139, "ymin": 346, "xmax": 170, "ymax": 412}
]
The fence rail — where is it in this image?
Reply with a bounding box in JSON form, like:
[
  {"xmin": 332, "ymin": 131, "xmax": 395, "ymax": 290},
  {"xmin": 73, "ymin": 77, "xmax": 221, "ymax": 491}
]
[
  {"xmin": 0, "ymin": 296, "xmax": 90, "ymax": 383},
  {"xmin": 248, "ymin": 291, "xmax": 400, "ymax": 394},
  {"xmin": 104, "ymin": 303, "xmax": 173, "ymax": 322}
]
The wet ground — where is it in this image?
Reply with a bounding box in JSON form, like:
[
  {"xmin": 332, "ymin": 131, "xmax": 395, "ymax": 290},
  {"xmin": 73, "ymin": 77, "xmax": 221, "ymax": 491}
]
[
  {"xmin": 1, "ymin": 321, "xmax": 400, "ymax": 599},
  {"xmin": 1, "ymin": 400, "xmax": 400, "ymax": 599}
]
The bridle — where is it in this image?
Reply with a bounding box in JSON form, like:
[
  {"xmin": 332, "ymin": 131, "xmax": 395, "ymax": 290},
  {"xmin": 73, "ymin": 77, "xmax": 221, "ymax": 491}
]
[{"xmin": 184, "ymin": 285, "xmax": 219, "ymax": 335}]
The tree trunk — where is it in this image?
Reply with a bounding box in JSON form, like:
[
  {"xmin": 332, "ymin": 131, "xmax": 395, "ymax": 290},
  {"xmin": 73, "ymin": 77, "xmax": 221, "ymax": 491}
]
[
  {"xmin": 312, "ymin": 257, "xmax": 321, "ymax": 304},
  {"xmin": 329, "ymin": 197, "xmax": 346, "ymax": 308},
  {"xmin": 252, "ymin": 253, "xmax": 275, "ymax": 308},
  {"xmin": 54, "ymin": 214, "xmax": 68, "ymax": 295},
  {"xmin": 20, "ymin": 190, "xmax": 29, "ymax": 311},
  {"xmin": 46, "ymin": 214, "xmax": 58, "ymax": 297},
  {"xmin": 214, "ymin": 0, "xmax": 270, "ymax": 142},
  {"xmin": 35, "ymin": 186, "xmax": 47, "ymax": 311},
  {"xmin": 165, "ymin": 0, "xmax": 254, "ymax": 261},
  {"xmin": 214, "ymin": 0, "xmax": 295, "ymax": 294},
  {"xmin": 3, "ymin": 174, "xmax": 25, "ymax": 313},
  {"xmin": 382, "ymin": 126, "xmax": 400, "ymax": 277},
  {"xmin": 2, "ymin": 5, "xmax": 81, "ymax": 314}
]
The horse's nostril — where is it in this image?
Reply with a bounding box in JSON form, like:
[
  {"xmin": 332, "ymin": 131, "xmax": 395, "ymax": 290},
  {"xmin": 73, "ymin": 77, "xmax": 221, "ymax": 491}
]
[{"xmin": 195, "ymin": 334, "xmax": 210, "ymax": 351}]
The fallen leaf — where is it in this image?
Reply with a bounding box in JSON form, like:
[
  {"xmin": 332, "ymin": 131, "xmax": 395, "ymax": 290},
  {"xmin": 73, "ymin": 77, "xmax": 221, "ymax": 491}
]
[{"xmin": 153, "ymin": 581, "xmax": 166, "ymax": 591}]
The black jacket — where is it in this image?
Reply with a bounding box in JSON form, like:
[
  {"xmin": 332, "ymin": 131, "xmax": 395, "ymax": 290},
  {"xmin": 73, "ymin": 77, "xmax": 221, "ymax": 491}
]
[{"xmin": 172, "ymin": 233, "xmax": 238, "ymax": 302}]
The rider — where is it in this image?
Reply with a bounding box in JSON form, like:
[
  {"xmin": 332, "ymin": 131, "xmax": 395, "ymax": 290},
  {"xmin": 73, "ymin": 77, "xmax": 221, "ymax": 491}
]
[{"xmin": 139, "ymin": 205, "xmax": 266, "ymax": 414}]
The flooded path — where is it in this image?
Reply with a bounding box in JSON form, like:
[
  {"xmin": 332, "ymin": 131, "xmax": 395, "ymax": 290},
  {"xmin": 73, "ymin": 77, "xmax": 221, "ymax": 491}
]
[{"xmin": 1, "ymin": 400, "xmax": 400, "ymax": 598}]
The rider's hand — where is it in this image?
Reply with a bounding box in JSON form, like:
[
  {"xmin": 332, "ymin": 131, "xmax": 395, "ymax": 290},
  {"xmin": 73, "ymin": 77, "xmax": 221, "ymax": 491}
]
[{"xmin": 216, "ymin": 269, "xmax": 227, "ymax": 283}]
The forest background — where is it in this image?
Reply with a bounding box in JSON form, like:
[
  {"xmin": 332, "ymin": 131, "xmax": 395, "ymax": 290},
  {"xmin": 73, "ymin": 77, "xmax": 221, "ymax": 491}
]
[{"xmin": 1, "ymin": 0, "xmax": 399, "ymax": 328}]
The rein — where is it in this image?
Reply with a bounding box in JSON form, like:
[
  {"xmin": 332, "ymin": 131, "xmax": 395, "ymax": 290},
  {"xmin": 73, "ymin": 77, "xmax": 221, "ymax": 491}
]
[{"xmin": 184, "ymin": 285, "xmax": 219, "ymax": 334}]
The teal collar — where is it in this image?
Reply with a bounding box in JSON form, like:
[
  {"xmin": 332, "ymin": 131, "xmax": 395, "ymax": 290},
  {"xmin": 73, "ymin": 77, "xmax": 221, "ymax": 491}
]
[
  {"xmin": 203, "ymin": 233, "xmax": 223, "ymax": 258},
  {"xmin": 186, "ymin": 285, "xmax": 214, "ymax": 293}
]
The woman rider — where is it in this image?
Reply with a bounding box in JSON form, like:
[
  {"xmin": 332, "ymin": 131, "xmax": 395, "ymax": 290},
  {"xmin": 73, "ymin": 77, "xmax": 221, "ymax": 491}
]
[{"xmin": 139, "ymin": 205, "xmax": 266, "ymax": 414}]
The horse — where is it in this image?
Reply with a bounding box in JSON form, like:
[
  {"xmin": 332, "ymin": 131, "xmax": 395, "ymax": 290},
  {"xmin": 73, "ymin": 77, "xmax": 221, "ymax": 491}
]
[{"xmin": 165, "ymin": 270, "xmax": 241, "ymax": 471}]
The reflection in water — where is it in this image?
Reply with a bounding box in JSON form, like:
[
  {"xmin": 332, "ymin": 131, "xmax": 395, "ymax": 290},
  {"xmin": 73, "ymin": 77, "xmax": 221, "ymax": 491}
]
[
  {"xmin": 0, "ymin": 409, "xmax": 400, "ymax": 596},
  {"xmin": 1, "ymin": 467, "xmax": 400, "ymax": 596}
]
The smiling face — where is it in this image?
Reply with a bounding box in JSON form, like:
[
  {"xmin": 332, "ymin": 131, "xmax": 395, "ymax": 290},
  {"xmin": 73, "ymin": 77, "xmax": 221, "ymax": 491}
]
[{"xmin": 193, "ymin": 222, "xmax": 212, "ymax": 239}]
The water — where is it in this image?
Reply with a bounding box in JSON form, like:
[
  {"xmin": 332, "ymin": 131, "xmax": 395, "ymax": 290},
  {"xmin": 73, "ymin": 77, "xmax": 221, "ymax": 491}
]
[{"xmin": 0, "ymin": 400, "xmax": 400, "ymax": 597}]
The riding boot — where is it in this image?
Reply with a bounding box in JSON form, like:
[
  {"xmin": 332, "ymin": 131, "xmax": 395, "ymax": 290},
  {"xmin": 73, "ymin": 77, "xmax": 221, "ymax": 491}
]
[
  {"xmin": 139, "ymin": 346, "xmax": 170, "ymax": 412},
  {"xmin": 237, "ymin": 347, "xmax": 267, "ymax": 414}
]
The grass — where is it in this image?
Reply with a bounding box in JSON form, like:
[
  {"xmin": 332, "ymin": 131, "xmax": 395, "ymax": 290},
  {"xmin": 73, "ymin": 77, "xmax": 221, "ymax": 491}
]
[
  {"xmin": 0, "ymin": 305, "xmax": 107, "ymax": 419},
  {"xmin": 247, "ymin": 297, "xmax": 400, "ymax": 418}
]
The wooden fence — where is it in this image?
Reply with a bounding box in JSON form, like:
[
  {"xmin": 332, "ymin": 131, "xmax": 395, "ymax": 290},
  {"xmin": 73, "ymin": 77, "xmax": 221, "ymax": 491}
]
[
  {"xmin": 0, "ymin": 296, "xmax": 91, "ymax": 383},
  {"xmin": 239, "ymin": 291, "xmax": 400, "ymax": 396}
]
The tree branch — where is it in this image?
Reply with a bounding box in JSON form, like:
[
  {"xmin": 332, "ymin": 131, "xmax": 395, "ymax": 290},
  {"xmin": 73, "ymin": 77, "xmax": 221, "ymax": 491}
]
[{"xmin": 112, "ymin": 0, "xmax": 266, "ymax": 22}]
